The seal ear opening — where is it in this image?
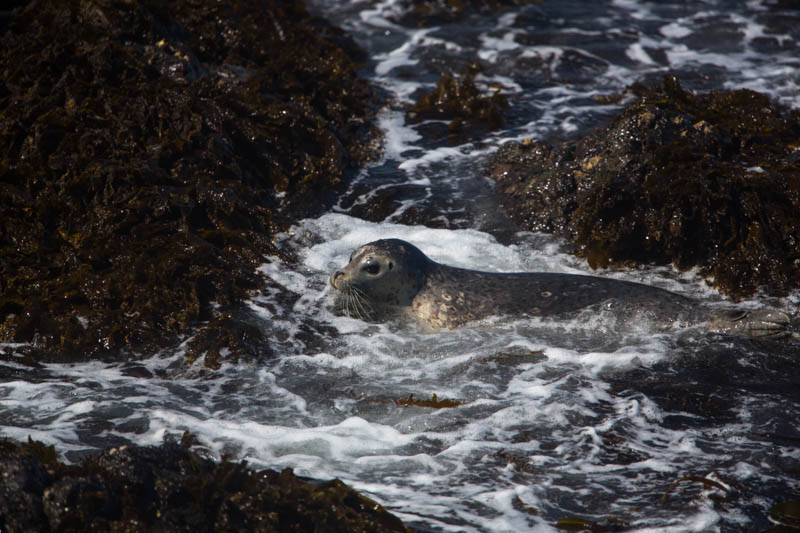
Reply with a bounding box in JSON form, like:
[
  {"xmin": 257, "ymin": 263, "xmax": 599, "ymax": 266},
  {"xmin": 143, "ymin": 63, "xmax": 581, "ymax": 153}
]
[{"xmin": 388, "ymin": 261, "xmax": 394, "ymax": 270}]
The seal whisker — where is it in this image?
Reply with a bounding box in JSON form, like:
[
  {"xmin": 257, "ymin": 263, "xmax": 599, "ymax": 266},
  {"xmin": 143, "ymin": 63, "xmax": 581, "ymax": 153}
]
[
  {"xmin": 349, "ymin": 286, "xmax": 374, "ymax": 320},
  {"xmin": 343, "ymin": 287, "xmax": 358, "ymax": 319},
  {"xmin": 349, "ymin": 290, "xmax": 365, "ymax": 320},
  {"xmin": 333, "ymin": 285, "xmax": 353, "ymax": 318},
  {"xmin": 337, "ymin": 285, "xmax": 368, "ymax": 321}
]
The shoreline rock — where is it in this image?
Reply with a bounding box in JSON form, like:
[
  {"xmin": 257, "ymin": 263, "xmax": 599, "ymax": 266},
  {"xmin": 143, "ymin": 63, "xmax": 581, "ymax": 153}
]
[
  {"xmin": 0, "ymin": 437, "xmax": 409, "ymax": 532},
  {"xmin": 487, "ymin": 75, "xmax": 800, "ymax": 298},
  {"xmin": 0, "ymin": 0, "xmax": 381, "ymax": 363}
]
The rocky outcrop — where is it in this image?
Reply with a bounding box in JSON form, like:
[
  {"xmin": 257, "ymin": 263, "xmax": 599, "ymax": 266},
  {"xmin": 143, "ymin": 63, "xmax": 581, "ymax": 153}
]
[
  {"xmin": 0, "ymin": 0, "xmax": 380, "ymax": 362},
  {"xmin": 0, "ymin": 438, "xmax": 408, "ymax": 532},
  {"xmin": 488, "ymin": 76, "xmax": 800, "ymax": 298}
]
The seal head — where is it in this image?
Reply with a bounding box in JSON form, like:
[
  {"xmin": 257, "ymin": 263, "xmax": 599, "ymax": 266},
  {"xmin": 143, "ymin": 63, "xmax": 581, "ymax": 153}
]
[{"xmin": 330, "ymin": 239, "xmax": 430, "ymax": 320}]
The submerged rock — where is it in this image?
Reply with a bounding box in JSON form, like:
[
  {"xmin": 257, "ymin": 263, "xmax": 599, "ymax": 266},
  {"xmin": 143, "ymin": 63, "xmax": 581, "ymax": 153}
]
[
  {"xmin": 0, "ymin": 0, "xmax": 380, "ymax": 362},
  {"xmin": 0, "ymin": 438, "xmax": 409, "ymax": 532},
  {"xmin": 487, "ymin": 75, "xmax": 800, "ymax": 298}
]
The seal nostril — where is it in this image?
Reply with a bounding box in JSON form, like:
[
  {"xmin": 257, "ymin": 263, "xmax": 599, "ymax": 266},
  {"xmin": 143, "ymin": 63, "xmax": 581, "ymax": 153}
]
[{"xmin": 330, "ymin": 270, "xmax": 345, "ymax": 288}]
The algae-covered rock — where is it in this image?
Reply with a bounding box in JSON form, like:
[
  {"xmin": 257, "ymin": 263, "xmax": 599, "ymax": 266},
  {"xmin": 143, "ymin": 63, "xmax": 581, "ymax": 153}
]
[
  {"xmin": 0, "ymin": 438, "xmax": 409, "ymax": 532},
  {"xmin": 488, "ymin": 75, "xmax": 800, "ymax": 298},
  {"xmin": 0, "ymin": 0, "xmax": 379, "ymax": 361},
  {"xmin": 407, "ymin": 64, "xmax": 508, "ymax": 142}
]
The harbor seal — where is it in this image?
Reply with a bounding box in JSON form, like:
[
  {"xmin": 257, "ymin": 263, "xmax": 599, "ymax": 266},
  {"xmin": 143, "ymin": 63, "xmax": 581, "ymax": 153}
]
[{"xmin": 329, "ymin": 239, "xmax": 793, "ymax": 338}]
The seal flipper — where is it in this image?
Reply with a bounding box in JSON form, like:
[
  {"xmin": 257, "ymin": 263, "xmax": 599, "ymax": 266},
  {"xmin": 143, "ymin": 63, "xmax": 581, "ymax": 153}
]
[{"xmin": 707, "ymin": 308, "xmax": 794, "ymax": 339}]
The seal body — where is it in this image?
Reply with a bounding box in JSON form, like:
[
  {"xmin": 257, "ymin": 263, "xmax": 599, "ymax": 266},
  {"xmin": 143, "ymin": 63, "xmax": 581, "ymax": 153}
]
[
  {"xmin": 330, "ymin": 239, "xmax": 791, "ymax": 337},
  {"xmin": 411, "ymin": 264, "xmax": 698, "ymax": 329}
]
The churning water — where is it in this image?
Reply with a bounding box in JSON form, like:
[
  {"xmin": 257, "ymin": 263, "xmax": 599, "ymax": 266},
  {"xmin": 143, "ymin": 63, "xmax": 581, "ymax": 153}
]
[{"xmin": 3, "ymin": 1, "xmax": 800, "ymax": 530}]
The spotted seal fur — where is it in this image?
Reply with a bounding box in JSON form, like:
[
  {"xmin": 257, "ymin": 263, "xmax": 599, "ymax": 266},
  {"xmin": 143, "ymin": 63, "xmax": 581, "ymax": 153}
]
[{"xmin": 329, "ymin": 239, "xmax": 793, "ymax": 338}]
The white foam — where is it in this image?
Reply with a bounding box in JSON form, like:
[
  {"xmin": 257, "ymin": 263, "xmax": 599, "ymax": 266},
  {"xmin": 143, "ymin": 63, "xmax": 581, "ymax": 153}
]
[
  {"xmin": 478, "ymin": 31, "xmax": 521, "ymax": 63},
  {"xmin": 660, "ymin": 21, "xmax": 692, "ymax": 39},
  {"xmin": 397, "ymin": 144, "xmax": 465, "ymax": 171},
  {"xmin": 626, "ymin": 42, "xmax": 657, "ymax": 65},
  {"xmin": 375, "ymin": 39, "xmax": 420, "ymax": 76}
]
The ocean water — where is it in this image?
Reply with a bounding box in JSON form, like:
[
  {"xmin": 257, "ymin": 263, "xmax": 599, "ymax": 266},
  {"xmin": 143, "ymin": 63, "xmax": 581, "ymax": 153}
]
[{"xmin": 3, "ymin": 0, "xmax": 800, "ymax": 531}]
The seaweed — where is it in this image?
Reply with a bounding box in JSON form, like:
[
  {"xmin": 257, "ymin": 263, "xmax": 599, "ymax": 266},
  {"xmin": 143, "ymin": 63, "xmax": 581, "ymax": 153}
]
[
  {"xmin": 407, "ymin": 64, "xmax": 509, "ymax": 142},
  {"xmin": 394, "ymin": 393, "xmax": 464, "ymax": 408},
  {"xmin": 488, "ymin": 75, "xmax": 800, "ymax": 298},
  {"xmin": 0, "ymin": 438, "xmax": 409, "ymax": 532},
  {"xmin": 0, "ymin": 0, "xmax": 380, "ymax": 362}
]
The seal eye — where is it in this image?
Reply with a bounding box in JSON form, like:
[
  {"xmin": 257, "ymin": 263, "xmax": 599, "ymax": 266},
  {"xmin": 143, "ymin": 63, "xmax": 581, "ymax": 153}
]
[{"xmin": 362, "ymin": 263, "xmax": 380, "ymax": 275}]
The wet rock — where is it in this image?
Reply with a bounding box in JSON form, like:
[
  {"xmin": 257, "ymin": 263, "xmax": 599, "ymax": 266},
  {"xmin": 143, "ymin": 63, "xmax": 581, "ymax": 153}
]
[
  {"xmin": 770, "ymin": 501, "xmax": 800, "ymax": 528},
  {"xmin": 0, "ymin": 455, "xmax": 53, "ymax": 531},
  {"xmin": 407, "ymin": 64, "xmax": 508, "ymax": 142},
  {"xmin": 185, "ymin": 311, "xmax": 273, "ymax": 370},
  {"xmin": 555, "ymin": 516, "xmax": 627, "ymax": 532},
  {"xmin": 394, "ymin": 393, "xmax": 464, "ymax": 408},
  {"xmin": 0, "ymin": 0, "xmax": 380, "ymax": 362},
  {"xmin": 0, "ymin": 438, "xmax": 409, "ymax": 533},
  {"xmin": 487, "ymin": 75, "xmax": 800, "ymax": 298}
]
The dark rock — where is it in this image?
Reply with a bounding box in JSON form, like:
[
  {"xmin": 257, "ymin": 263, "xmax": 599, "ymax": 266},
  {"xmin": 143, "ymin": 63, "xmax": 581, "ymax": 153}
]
[
  {"xmin": 0, "ymin": 438, "xmax": 409, "ymax": 533},
  {"xmin": 185, "ymin": 311, "xmax": 272, "ymax": 369},
  {"xmin": 487, "ymin": 75, "xmax": 800, "ymax": 298},
  {"xmin": 0, "ymin": 0, "xmax": 380, "ymax": 362},
  {"xmin": 770, "ymin": 501, "xmax": 800, "ymax": 528},
  {"xmin": 0, "ymin": 455, "xmax": 53, "ymax": 532},
  {"xmin": 407, "ymin": 64, "xmax": 508, "ymax": 143}
]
